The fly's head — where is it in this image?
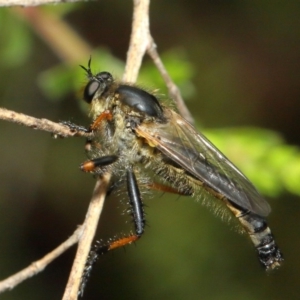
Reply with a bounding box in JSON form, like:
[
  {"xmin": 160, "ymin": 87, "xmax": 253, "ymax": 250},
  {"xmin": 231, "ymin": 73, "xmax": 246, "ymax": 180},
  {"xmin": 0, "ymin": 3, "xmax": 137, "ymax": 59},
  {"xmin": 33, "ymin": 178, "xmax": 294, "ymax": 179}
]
[
  {"xmin": 81, "ymin": 58, "xmax": 166, "ymax": 131},
  {"xmin": 81, "ymin": 58, "xmax": 114, "ymax": 121}
]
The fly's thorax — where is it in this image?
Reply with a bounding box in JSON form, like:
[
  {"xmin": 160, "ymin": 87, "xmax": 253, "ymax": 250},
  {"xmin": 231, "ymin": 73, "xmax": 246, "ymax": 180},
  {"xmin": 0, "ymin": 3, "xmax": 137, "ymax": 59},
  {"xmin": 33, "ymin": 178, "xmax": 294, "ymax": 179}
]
[
  {"xmin": 89, "ymin": 99, "xmax": 107, "ymax": 121},
  {"xmin": 89, "ymin": 94, "xmax": 114, "ymax": 121},
  {"xmin": 88, "ymin": 95, "xmax": 160, "ymax": 170}
]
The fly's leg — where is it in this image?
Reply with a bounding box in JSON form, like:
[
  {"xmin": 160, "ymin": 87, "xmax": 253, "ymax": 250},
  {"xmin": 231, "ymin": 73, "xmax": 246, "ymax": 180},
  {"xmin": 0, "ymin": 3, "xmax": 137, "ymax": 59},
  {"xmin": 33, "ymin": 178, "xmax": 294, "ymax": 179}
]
[
  {"xmin": 60, "ymin": 121, "xmax": 90, "ymax": 134},
  {"xmin": 79, "ymin": 167, "xmax": 145, "ymax": 297},
  {"xmin": 81, "ymin": 156, "xmax": 118, "ymax": 172},
  {"xmin": 63, "ymin": 110, "xmax": 114, "ymax": 161},
  {"xmin": 226, "ymin": 200, "xmax": 283, "ymax": 270},
  {"xmin": 89, "ymin": 110, "xmax": 113, "ymax": 131},
  {"xmin": 61, "ymin": 110, "xmax": 113, "ymax": 134},
  {"xmin": 126, "ymin": 167, "xmax": 145, "ymax": 236}
]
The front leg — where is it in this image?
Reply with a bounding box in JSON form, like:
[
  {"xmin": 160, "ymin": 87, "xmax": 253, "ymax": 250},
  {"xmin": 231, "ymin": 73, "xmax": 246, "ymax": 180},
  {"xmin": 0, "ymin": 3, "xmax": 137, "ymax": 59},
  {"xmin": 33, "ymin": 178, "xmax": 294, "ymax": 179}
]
[
  {"xmin": 61, "ymin": 110, "xmax": 113, "ymax": 135},
  {"xmin": 60, "ymin": 120, "xmax": 90, "ymax": 134},
  {"xmin": 79, "ymin": 167, "xmax": 145, "ymax": 297}
]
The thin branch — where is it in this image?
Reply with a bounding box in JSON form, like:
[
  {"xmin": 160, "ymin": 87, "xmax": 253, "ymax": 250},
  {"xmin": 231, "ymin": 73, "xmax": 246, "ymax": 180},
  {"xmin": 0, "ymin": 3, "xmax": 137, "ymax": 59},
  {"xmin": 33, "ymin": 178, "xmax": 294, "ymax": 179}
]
[
  {"xmin": 0, "ymin": 0, "xmax": 80, "ymax": 7},
  {"xmin": 123, "ymin": 0, "xmax": 150, "ymax": 83},
  {"xmin": 62, "ymin": 176, "xmax": 109, "ymax": 300},
  {"xmin": 147, "ymin": 39, "xmax": 194, "ymax": 124},
  {"xmin": 0, "ymin": 107, "xmax": 90, "ymax": 138},
  {"xmin": 0, "ymin": 227, "xmax": 83, "ymax": 293},
  {"xmin": 123, "ymin": 0, "xmax": 194, "ymax": 123}
]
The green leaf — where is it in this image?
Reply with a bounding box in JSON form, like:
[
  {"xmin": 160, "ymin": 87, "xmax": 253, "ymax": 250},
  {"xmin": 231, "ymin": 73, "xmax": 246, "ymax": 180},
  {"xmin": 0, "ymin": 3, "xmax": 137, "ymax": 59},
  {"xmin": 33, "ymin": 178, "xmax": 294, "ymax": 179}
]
[
  {"xmin": 204, "ymin": 127, "xmax": 299, "ymax": 197},
  {"xmin": 139, "ymin": 48, "xmax": 196, "ymax": 99},
  {"xmin": 37, "ymin": 65, "xmax": 76, "ymax": 101}
]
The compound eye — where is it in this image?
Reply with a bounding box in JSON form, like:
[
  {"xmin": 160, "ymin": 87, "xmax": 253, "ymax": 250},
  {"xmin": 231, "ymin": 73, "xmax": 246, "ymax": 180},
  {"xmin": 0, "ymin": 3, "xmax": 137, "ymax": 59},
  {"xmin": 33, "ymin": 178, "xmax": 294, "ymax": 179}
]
[{"xmin": 83, "ymin": 80, "xmax": 100, "ymax": 103}]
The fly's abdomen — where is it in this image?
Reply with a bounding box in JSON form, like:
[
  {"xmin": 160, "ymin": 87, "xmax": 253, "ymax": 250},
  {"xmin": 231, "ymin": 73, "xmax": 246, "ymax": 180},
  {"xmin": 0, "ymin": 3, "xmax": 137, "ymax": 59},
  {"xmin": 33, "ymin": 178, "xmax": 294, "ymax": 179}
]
[
  {"xmin": 156, "ymin": 158, "xmax": 284, "ymax": 270},
  {"xmin": 227, "ymin": 200, "xmax": 283, "ymax": 270}
]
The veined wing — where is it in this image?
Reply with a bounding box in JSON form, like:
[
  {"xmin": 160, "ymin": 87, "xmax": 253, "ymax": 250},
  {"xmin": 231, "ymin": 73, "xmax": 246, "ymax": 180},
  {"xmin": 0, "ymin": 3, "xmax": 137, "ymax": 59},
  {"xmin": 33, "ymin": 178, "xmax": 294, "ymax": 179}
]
[{"xmin": 136, "ymin": 109, "xmax": 271, "ymax": 216}]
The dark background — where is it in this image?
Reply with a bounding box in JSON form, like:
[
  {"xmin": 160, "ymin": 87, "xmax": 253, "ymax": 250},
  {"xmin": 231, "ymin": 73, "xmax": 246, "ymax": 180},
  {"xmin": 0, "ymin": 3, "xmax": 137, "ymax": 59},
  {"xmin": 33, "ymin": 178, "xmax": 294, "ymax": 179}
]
[{"xmin": 1, "ymin": 1, "xmax": 300, "ymax": 299}]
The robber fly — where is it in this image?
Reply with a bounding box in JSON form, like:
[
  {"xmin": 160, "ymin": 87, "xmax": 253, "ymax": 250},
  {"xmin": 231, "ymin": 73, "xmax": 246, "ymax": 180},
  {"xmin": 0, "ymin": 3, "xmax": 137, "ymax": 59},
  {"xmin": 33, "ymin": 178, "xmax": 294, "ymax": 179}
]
[{"xmin": 64, "ymin": 58, "xmax": 283, "ymax": 296}]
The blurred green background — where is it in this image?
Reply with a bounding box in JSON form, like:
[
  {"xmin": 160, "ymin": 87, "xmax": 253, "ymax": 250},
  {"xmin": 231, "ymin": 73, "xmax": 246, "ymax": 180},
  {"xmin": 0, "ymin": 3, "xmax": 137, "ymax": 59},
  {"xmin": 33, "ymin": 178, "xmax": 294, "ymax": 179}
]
[{"xmin": 1, "ymin": 1, "xmax": 300, "ymax": 299}]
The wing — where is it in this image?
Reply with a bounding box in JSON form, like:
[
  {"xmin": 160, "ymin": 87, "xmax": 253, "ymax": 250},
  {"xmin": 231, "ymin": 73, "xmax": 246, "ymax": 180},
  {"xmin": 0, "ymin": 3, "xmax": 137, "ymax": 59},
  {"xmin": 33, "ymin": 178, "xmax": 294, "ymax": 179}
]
[{"xmin": 136, "ymin": 109, "xmax": 271, "ymax": 216}]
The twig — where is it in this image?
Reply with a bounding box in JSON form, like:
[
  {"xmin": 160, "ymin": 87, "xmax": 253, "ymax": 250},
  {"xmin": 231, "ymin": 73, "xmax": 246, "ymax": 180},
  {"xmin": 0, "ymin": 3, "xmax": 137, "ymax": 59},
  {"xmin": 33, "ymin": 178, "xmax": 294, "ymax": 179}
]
[
  {"xmin": 122, "ymin": 0, "xmax": 193, "ymax": 124},
  {"xmin": 0, "ymin": 107, "xmax": 90, "ymax": 138},
  {"xmin": 147, "ymin": 40, "xmax": 194, "ymax": 124},
  {"xmin": 0, "ymin": 227, "xmax": 83, "ymax": 293},
  {"xmin": 62, "ymin": 177, "xmax": 109, "ymax": 300},
  {"xmin": 123, "ymin": 0, "xmax": 150, "ymax": 83},
  {"xmin": 0, "ymin": 0, "xmax": 80, "ymax": 7}
]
